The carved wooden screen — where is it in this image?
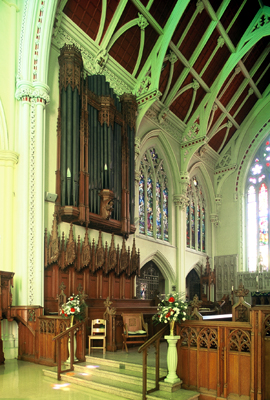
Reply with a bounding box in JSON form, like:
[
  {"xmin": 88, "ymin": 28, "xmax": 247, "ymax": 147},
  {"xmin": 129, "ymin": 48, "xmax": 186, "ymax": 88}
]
[
  {"xmin": 55, "ymin": 44, "xmax": 137, "ymax": 237},
  {"xmin": 44, "ymin": 218, "xmax": 140, "ymax": 312},
  {"xmin": 178, "ymin": 322, "xmax": 252, "ymax": 399}
]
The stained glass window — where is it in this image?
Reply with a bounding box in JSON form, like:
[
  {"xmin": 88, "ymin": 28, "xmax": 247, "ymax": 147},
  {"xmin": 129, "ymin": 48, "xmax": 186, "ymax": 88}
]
[
  {"xmin": 156, "ymin": 182, "xmax": 161, "ymax": 239},
  {"xmin": 163, "ymin": 184, "xmax": 168, "ymax": 241},
  {"xmin": 139, "ymin": 148, "xmax": 169, "ymax": 241},
  {"xmin": 147, "ymin": 177, "xmax": 153, "ymax": 237},
  {"xmin": 186, "ymin": 176, "xmax": 206, "ymax": 252},
  {"xmin": 139, "ymin": 169, "xmax": 145, "ymax": 234},
  {"xmin": 246, "ymin": 138, "xmax": 270, "ymax": 271}
]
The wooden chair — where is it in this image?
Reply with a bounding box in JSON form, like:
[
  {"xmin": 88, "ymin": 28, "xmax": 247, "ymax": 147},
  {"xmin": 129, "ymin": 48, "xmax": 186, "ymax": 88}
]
[
  {"xmin": 122, "ymin": 313, "xmax": 148, "ymax": 352},
  {"xmin": 88, "ymin": 319, "xmax": 106, "ymax": 355}
]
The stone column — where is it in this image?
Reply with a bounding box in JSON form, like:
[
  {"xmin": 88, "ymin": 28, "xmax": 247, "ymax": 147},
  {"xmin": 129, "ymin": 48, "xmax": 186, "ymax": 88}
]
[
  {"xmin": 174, "ymin": 190, "xmax": 189, "ymax": 294},
  {"xmin": 15, "ymin": 84, "xmax": 50, "ymax": 306}
]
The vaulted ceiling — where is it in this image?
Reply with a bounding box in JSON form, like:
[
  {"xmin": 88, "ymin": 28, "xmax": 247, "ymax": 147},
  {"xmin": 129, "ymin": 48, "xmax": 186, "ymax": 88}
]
[{"xmin": 62, "ymin": 0, "xmax": 270, "ymax": 154}]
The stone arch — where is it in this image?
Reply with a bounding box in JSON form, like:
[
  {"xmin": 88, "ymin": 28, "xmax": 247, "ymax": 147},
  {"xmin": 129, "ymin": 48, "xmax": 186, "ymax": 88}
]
[
  {"xmin": 138, "ymin": 129, "xmax": 180, "ymax": 193},
  {"xmin": 140, "ymin": 250, "xmax": 176, "ymax": 294}
]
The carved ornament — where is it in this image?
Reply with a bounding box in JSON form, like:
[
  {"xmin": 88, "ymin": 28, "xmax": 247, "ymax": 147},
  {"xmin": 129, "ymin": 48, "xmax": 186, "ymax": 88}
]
[
  {"xmin": 96, "ymin": 231, "xmax": 105, "ymax": 269},
  {"xmin": 58, "ymin": 44, "xmax": 83, "ymax": 93},
  {"xmin": 65, "ymin": 224, "xmax": 76, "ymax": 267},
  {"xmin": 47, "ymin": 214, "xmax": 59, "ymax": 266}
]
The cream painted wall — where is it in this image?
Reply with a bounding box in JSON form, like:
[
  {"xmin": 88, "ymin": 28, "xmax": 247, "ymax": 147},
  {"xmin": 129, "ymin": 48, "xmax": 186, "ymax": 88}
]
[{"xmin": 216, "ymin": 174, "xmax": 239, "ymax": 256}]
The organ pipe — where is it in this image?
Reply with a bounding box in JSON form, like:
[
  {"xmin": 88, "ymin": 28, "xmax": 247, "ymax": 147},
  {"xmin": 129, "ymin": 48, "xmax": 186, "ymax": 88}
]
[{"xmin": 56, "ymin": 45, "xmax": 137, "ymax": 236}]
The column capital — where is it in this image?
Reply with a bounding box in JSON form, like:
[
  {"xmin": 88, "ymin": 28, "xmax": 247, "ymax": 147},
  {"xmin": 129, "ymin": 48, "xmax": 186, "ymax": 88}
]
[
  {"xmin": 0, "ymin": 150, "xmax": 19, "ymax": 165},
  {"xmin": 15, "ymin": 80, "xmax": 50, "ymax": 104},
  {"xmin": 210, "ymin": 213, "xmax": 219, "ymax": 227},
  {"xmin": 173, "ymin": 194, "xmax": 189, "ymax": 210},
  {"xmin": 179, "ymin": 172, "xmax": 190, "ymax": 194}
]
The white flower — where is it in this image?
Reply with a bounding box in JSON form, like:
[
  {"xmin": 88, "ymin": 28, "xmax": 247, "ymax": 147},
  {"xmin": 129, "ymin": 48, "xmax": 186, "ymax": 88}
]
[
  {"xmin": 182, "ymin": 317, "xmax": 186, "ymax": 321},
  {"xmin": 183, "ymin": 311, "xmax": 186, "ymax": 315}
]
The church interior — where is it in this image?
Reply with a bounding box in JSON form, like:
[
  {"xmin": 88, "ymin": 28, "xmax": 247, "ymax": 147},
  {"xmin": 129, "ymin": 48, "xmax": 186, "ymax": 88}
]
[{"xmin": 1, "ymin": 0, "xmax": 270, "ymax": 399}]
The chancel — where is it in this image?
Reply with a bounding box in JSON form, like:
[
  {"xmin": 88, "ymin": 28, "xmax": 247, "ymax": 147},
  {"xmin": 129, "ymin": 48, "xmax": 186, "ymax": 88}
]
[{"xmin": 1, "ymin": 1, "xmax": 270, "ymax": 399}]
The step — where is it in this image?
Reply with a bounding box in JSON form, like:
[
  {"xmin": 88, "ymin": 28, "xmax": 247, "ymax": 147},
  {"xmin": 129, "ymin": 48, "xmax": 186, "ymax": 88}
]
[
  {"xmin": 43, "ymin": 357, "xmax": 199, "ymax": 400},
  {"xmin": 85, "ymin": 354, "xmax": 168, "ymax": 375}
]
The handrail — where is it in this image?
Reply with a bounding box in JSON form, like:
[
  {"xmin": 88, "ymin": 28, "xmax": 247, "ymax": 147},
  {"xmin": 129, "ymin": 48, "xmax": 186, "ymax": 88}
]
[
  {"xmin": 138, "ymin": 324, "xmax": 169, "ymax": 400},
  {"xmin": 52, "ymin": 320, "xmax": 86, "ymax": 380}
]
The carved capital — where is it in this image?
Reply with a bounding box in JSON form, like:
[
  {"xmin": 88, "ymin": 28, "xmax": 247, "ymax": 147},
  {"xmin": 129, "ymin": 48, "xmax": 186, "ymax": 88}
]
[
  {"xmin": 173, "ymin": 194, "xmax": 189, "ymax": 210},
  {"xmin": 15, "ymin": 82, "xmax": 50, "ymax": 104},
  {"xmin": 210, "ymin": 213, "xmax": 219, "ymax": 227},
  {"xmin": 179, "ymin": 172, "xmax": 190, "ymax": 195},
  {"xmin": 215, "ymin": 194, "xmax": 222, "ymax": 211}
]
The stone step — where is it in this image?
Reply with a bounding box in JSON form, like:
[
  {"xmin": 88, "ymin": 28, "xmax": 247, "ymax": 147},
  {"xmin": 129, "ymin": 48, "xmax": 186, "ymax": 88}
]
[
  {"xmin": 43, "ymin": 357, "xmax": 199, "ymax": 400},
  {"xmin": 85, "ymin": 354, "xmax": 168, "ymax": 375}
]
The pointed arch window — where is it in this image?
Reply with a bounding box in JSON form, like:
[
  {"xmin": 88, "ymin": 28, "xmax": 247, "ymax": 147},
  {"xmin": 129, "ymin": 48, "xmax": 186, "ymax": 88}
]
[
  {"xmin": 139, "ymin": 148, "xmax": 169, "ymax": 241},
  {"xmin": 246, "ymin": 139, "xmax": 270, "ymax": 271},
  {"xmin": 186, "ymin": 177, "xmax": 206, "ymax": 252}
]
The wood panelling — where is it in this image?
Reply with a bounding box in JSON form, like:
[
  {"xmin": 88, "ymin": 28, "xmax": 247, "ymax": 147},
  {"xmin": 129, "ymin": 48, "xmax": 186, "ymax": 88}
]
[{"xmin": 177, "ymin": 307, "xmax": 270, "ymax": 400}]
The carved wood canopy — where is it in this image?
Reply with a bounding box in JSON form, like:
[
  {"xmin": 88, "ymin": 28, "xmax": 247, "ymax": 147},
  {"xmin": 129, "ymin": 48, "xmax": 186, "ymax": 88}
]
[{"xmin": 44, "ymin": 217, "xmax": 140, "ymax": 277}]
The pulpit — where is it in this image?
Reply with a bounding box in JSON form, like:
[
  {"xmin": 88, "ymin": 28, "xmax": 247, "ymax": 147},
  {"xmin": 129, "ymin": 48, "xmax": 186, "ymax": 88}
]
[{"xmin": 0, "ymin": 271, "xmax": 15, "ymax": 364}]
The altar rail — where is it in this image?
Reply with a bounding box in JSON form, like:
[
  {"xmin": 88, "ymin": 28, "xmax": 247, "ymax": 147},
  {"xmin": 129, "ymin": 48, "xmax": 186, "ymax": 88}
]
[{"xmin": 177, "ymin": 306, "xmax": 270, "ymax": 400}]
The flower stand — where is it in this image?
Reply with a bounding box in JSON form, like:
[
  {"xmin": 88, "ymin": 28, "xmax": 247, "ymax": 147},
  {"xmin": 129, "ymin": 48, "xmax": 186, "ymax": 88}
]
[{"xmin": 164, "ymin": 334, "xmax": 181, "ymax": 384}]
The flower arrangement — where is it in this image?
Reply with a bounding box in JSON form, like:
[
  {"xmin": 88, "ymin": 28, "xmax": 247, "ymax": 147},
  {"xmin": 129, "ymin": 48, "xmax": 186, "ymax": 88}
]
[
  {"xmin": 60, "ymin": 294, "xmax": 86, "ymax": 321},
  {"xmin": 152, "ymin": 293, "xmax": 189, "ymax": 325}
]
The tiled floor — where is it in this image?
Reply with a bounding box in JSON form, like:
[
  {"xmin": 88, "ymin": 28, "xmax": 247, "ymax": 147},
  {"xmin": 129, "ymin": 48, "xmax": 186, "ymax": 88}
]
[{"xmin": 0, "ymin": 343, "xmax": 168, "ymax": 400}]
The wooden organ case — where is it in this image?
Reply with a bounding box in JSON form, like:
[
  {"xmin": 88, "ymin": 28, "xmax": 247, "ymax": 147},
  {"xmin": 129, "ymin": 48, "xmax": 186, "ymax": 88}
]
[{"xmin": 55, "ymin": 44, "xmax": 137, "ymax": 237}]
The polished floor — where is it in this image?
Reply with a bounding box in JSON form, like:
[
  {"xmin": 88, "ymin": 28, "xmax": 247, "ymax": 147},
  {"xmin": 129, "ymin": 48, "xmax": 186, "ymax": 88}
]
[{"xmin": 0, "ymin": 343, "xmax": 168, "ymax": 400}]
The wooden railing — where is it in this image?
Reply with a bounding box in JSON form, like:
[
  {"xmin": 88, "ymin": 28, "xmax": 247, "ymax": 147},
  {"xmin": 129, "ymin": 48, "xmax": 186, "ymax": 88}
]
[
  {"xmin": 138, "ymin": 324, "xmax": 169, "ymax": 400},
  {"xmin": 52, "ymin": 320, "xmax": 86, "ymax": 380}
]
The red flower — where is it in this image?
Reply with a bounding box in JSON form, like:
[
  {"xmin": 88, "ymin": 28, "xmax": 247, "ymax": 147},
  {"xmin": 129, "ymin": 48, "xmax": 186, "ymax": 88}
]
[
  {"xmin": 166, "ymin": 311, "xmax": 171, "ymax": 318},
  {"xmin": 70, "ymin": 307, "xmax": 75, "ymax": 313},
  {"xmin": 168, "ymin": 296, "xmax": 175, "ymax": 303},
  {"xmin": 61, "ymin": 309, "xmax": 64, "ymax": 314},
  {"xmin": 70, "ymin": 297, "xmax": 74, "ymax": 300},
  {"xmin": 64, "ymin": 313, "xmax": 68, "ymax": 317}
]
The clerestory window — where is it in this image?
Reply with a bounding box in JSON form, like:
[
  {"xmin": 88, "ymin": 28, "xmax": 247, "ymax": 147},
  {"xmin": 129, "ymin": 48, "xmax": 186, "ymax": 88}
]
[
  {"xmin": 139, "ymin": 148, "xmax": 169, "ymax": 241},
  {"xmin": 246, "ymin": 138, "xmax": 270, "ymax": 272},
  {"xmin": 186, "ymin": 176, "xmax": 206, "ymax": 252}
]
